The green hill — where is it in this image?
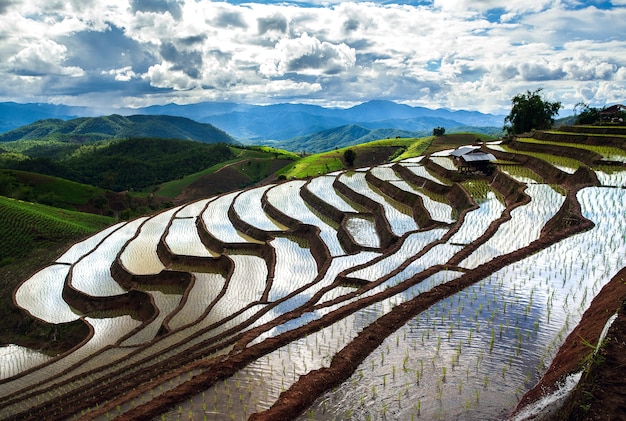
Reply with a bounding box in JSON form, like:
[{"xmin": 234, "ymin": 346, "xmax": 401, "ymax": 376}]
[
  {"xmin": 0, "ymin": 114, "xmax": 234, "ymax": 144},
  {"xmin": 2, "ymin": 138, "xmax": 235, "ymax": 192},
  {"xmin": 277, "ymin": 136, "xmax": 434, "ymax": 179},
  {"xmin": 0, "ymin": 169, "xmax": 106, "ymax": 210},
  {"xmin": 0, "ymin": 195, "xmax": 114, "ymax": 266}
]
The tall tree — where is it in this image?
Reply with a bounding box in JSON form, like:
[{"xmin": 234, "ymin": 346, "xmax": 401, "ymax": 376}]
[
  {"xmin": 504, "ymin": 88, "xmax": 561, "ymax": 134},
  {"xmin": 343, "ymin": 149, "xmax": 356, "ymax": 167}
]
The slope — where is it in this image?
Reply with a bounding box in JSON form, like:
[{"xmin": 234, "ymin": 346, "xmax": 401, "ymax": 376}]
[{"xmin": 0, "ymin": 114, "xmax": 234, "ymax": 144}]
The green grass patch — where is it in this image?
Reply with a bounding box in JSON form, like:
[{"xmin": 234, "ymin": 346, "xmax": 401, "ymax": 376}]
[
  {"xmin": 423, "ymin": 133, "xmax": 497, "ymax": 156},
  {"xmin": 155, "ymin": 146, "xmax": 297, "ymax": 198},
  {"xmin": 0, "ymin": 169, "xmax": 108, "ymax": 210},
  {"xmin": 497, "ymin": 164, "xmax": 544, "ymax": 184},
  {"xmin": 544, "ymin": 130, "xmax": 626, "ymax": 138},
  {"xmin": 277, "ymin": 137, "xmax": 431, "ymax": 179},
  {"xmin": 500, "ymin": 145, "xmax": 584, "ymax": 172},
  {"xmin": 154, "ymin": 158, "xmax": 241, "ymax": 198},
  {"xmin": 0, "ymin": 196, "xmax": 114, "ymax": 266},
  {"xmin": 462, "ymin": 180, "xmax": 504, "ymax": 205},
  {"xmin": 517, "ymin": 137, "xmax": 626, "ymax": 160}
]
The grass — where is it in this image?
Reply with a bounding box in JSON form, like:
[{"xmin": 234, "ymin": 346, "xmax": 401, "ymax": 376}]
[
  {"xmin": 277, "ymin": 137, "xmax": 432, "ymax": 179},
  {"xmin": 0, "ymin": 195, "xmax": 114, "ymax": 265},
  {"xmin": 422, "ymin": 133, "xmax": 497, "ymax": 156},
  {"xmin": 497, "ymin": 164, "xmax": 544, "ymax": 183},
  {"xmin": 154, "ymin": 146, "xmax": 297, "ymax": 198},
  {"xmin": 1, "ymin": 169, "xmax": 106, "ymax": 208},
  {"xmin": 544, "ymin": 130, "xmax": 626, "ymax": 139},
  {"xmin": 517, "ymin": 137, "xmax": 626, "ymax": 160},
  {"xmin": 499, "ymin": 144, "xmax": 585, "ymax": 171}
]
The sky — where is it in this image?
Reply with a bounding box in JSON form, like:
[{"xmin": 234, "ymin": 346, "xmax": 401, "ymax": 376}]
[{"xmin": 0, "ymin": 0, "xmax": 624, "ymax": 114}]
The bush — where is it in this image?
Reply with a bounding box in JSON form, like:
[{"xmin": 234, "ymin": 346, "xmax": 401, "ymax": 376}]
[{"xmin": 343, "ymin": 149, "xmax": 357, "ymax": 167}]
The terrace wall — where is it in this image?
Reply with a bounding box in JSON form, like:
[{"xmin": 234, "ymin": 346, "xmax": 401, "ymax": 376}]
[
  {"xmin": 260, "ymin": 192, "xmax": 331, "ymax": 270},
  {"xmin": 423, "ymin": 157, "xmax": 465, "ymax": 183},
  {"xmin": 487, "ymin": 146, "xmax": 568, "ymax": 185},
  {"xmin": 300, "ymin": 182, "xmax": 348, "ymax": 225},
  {"xmin": 533, "ymin": 130, "xmax": 626, "ymax": 149},
  {"xmin": 333, "ymin": 177, "xmax": 398, "ymax": 251},
  {"xmin": 62, "ymin": 279, "xmax": 155, "ymax": 322},
  {"xmin": 509, "ymin": 139, "xmax": 602, "ymax": 166},
  {"xmin": 364, "ymin": 171, "xmax": 436, "ymax": 229}
]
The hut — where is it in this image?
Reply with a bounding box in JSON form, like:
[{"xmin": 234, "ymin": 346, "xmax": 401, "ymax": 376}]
[
  {"xmin": 599, "ymin": 104, "xmax": 625, "ymax": 122},
  {"xmin": 450, "ymin": 147, "xmax": 496, "ymax": 174}
]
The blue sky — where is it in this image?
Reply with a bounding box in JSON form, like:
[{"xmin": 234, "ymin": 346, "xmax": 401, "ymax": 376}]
[{"xmin": 0, "ymin": 0, "xmax": 624, "ymax": 114}]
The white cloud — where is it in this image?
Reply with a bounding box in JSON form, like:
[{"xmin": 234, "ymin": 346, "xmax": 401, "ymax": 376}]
[
  {"xmin": 103, "ymin": 66, "xmax": 138, "ymax": 82},
  {"xmin": 8, "ymin": 39, "xmax": 84, "ymax": 77},
  {"xmin": 0, "ymin": 0, "xmax": 624, "ymax": 113},
  {"xmin": 259, "ymin": 33, "xmax": 355, "ymax": 77}
]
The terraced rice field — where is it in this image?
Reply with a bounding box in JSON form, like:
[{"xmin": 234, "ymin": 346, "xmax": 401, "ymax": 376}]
[{"xmin": 1, "ymin": 131, "xmax": 625, "ymax": 420}]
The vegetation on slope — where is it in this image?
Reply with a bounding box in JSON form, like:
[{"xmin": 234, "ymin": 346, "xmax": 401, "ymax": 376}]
[
  {"xmin": 0, "ymin": 169, "xmax": 106, "ymax": 210},
  {"xmin": 276, "ymin": 136, "xmax": 433, "ymax": 179},
  {"xmin": 0, "ymin": 197, "xmax": 112, "ymax": 351},
  {"xmin": 155, "ymin": 145, "xmax": 298, "ymax": 199},
  {"xmin": 1, "ymin": 138, "xmax": 235, "ymax": 191},
  {"xmin": 0, "ymin": 196, "xmax": 114, "ymax": 267},
  {"xmin": 0, "ymin": 114, "xmax": 234, "ymax": 144}
]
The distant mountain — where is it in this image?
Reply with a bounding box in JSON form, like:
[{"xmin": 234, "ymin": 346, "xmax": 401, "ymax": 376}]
[
  {"xmin": 196, "ymin": 100, "xmax": 504, "ymax": 142},
  {"xmin": 0, "ymin": 100, "xmax": 505, "ymax": 143},
  {"xmin": 0, "ymin": 102, "xmax": 82, "ymax": 133},
  {"xmin": 0, "ymin": 114, "xmax": 234, "ymax": 144},
  {"xmin": 274, "ymin": 125, "xmax": 425, "ymax": 153}
]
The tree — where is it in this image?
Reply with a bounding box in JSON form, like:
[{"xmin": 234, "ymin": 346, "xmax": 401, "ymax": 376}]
[
  {"xmin": 343, "ymin": 149, "xmax": 356, "ymax": 167},
  {"xmin": 574, "ymin": 103, "xmax": 600, "ymax": 125},
  {"xmin": 504, "ymin": 88, "xmax": 561, "ymax": 134},
  {"xmin": 433, "ymin": 126, "xmax": 445, "ymax": 136}
]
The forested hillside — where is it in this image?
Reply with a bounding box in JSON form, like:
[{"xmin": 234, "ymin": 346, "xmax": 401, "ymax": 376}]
[
  {"xmin": 1, "ymin": 139, "xmax": 234, "ymax": 191},
  {"xmin": 0, "ymin": 114, "xmax": 234, "ymax": 144}
]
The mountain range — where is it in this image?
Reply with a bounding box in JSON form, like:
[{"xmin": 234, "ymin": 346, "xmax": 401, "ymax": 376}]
[{"xmin": 0, "ymin": 100, "xmax": 505, "ymax": 147}]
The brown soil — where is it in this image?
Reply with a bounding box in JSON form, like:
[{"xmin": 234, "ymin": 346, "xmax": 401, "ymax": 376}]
[
  {"xmin": 174, "ymin": 159, "xmax": 294, "ymax": 204},
  {"xmin": 512, "ymin": 267, "xmax": 626, "ymax": 419},
  {"xmin": 174, "ymin": 165, "xmax": 250, "ymax": 204},
  {"xmin": 563, "ymin": 298, "xmax": 626, "ymax": 420},
  {"xmin": 4, "ymin": 135, "xmax": 625, "ymax": 421},
  {"xmin": 98, "ymin": 170, "xmax": 597, "ymax": 421}
]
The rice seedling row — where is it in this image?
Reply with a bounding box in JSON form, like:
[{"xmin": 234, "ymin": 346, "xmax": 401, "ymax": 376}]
[
  {"xmin": 2, "ymin": 149, "xmax": 623, "ymax": 421},
  {"xmin": 338, "ymin": 171, "xmax": 419, "ymax": 236}
]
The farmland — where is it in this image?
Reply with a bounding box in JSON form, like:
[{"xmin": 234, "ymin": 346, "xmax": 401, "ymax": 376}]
[{"xmin": 0, "ymin": 125, "xmax": 624, "ymax": 420}]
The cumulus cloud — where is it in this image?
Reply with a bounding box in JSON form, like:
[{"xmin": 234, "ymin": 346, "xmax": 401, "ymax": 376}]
[
  {"xmin": 102, "ymin": 66, "xmax": 138, "ymax": 82},
  {"xmin": 130, "ymin": 0, "xmax": 183, "ymax": 20},
  {"xmin": 258, "ymin": 13, "xmax": 288, "ymax": 35},
  {"xmin": 519, "ymin": 61, "xmax": 567, "ymax": 81},
  {"xmin": 260, "ymin": 33, "xmax": 356, "ymax": 77},
  {"xmin": 0, "ymin": 0, "xmax": 624, "ymax": 113},
  {"xmin": 159, "ymin": 42, "xmax": 203, "ymax": 79},
  {"xmin": 8, "ymin": 39, "xmax": 84, "ymax": 77},
  {"xmin": 214, "ymin": 10, "xmax": 248, "ymax": 29},
  {"xmin": 0, "ymin": 0, "xmax": 15, "ymax": 14}
]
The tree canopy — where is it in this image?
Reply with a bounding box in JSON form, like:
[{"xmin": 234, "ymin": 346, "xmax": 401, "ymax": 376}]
[
  {"xmin": 343, "ymin": 149, "xmax": 356, "ymax": 167},
  {"xmin": 504, "ymin": 89, "xmax": 561, "ymax": 134}
]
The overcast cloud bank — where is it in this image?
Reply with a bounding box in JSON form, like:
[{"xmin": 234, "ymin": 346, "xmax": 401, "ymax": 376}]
[{"xmin": 0, "ymin": 0, "xmax": 624, "ymax": 114}]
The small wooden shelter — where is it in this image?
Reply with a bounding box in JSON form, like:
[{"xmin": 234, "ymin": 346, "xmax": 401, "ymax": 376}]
[
  {"xmin": 599, "ymin": 104, "xmax": 625, "ymax": 122},
  {"xmin": 450, "ymin": 146, "xmax": 496, "ymax": 174}
]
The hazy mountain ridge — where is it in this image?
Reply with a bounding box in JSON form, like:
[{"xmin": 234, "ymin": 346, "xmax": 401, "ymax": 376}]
[
  {"xmin": 274, "ymin": 125, "xmax": 423, "ymax": 153},
  {"xmin": 0, "ymin": 100, "xmax": 505, "ymax": 143}
]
